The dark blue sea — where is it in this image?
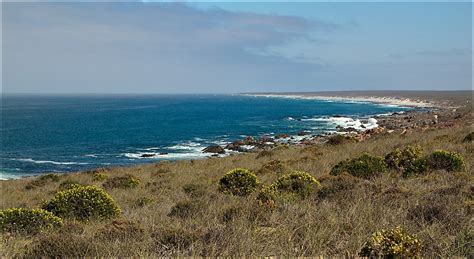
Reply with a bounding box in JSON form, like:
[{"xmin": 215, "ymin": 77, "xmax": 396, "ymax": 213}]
[{"xmin": 0, "ymin": 94, "xmax": 410, "ymax": 179}]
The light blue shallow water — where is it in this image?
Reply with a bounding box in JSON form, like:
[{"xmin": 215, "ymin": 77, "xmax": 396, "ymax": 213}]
[{"xmin": 0, "ymin": 94, "xmax": 410, "ymax": 179}]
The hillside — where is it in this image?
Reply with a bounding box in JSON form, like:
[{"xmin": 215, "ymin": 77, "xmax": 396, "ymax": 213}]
[{"xmin": 1, "ymin": 118, "xmax": 472, "ymax": 256}]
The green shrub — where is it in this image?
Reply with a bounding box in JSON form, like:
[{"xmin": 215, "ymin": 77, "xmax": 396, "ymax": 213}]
[
  {"xmin": 103, "ymin": 174, "xmax": 140, "ymax": 189},
  {"xmin": 330, "ymin": 153, "xmax": 387, "ymax": 179},
  {"xmin": 25, "ymin": 173, "xmax": 61, "ymax": 190},
  {"xmin": 385, "ymin": 145, "xmax": 423, "ymax": 172},
  {"xmin": 218, "ymin": 168, "xmax": 260, "ymax": 196},
  {"xmin": 169, "ymin": 200, "xmax": 201, "ymax": 219},
  {"xmin": 428, "ymin": 150, "xmax": 465, "ymax": 172},
  {"xmin": 92, "ymin": 172, "xmax": 109, "ymax": 181},
  {"xmin": 403, "ymin": 158, "xmax": 429, "ymax": 177},
  {"xmin": 359, "ymin": 226, "xmax": 422, "ymax": 257},
  {"xmin": 42, "ymin": 185, "xmax": 121, "ymax": 221},
  {"xmin": 463, "ymin": 132, "xmax": 474, "ymax": 143},
  {"xmin": 0, "ymin": 208, "xmax": 63, "ymax": 234},
  {"xmin": 58, "ymin": 180, "xmax": 85, "ymax": 191},
  {"xmin": 257, "ymin": 171, "xmax": 320, "ymax": 204},
  {"xmin": 326, "ymin": 134, "xmax": 358, "ymax": 145}
]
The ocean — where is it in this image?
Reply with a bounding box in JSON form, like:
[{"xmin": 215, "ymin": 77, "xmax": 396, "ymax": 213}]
[{"xmin": 0, "ymin": 94, "xmax": 410, "ymax": 179}]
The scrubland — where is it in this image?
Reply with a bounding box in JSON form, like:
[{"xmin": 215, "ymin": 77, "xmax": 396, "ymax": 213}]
[{"xmin": 1, "ymin": 125, "xmax": 472, "ymax": 257}]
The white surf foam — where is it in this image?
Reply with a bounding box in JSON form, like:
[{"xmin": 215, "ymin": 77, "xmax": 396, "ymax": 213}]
[
  {"xmin": 13, "ymin": 158, "xmax": 89, "ymax": 165},
  {"xmin": 123, "ymin": 150, "xmax": 210, "ymax": 160},
  {"xmin": 301, "ymin": 116, "xmax": 379, "ymax": 131}
]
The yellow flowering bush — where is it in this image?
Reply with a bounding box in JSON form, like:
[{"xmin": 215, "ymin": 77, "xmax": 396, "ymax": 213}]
[
  {"xmin": 92, "ymin": 172, "xmax": 109, "ymax": 181},
  {"xmin": 359, "ymin": 226, "xmax": 422, "ymax": 257},
  {"xmin": 0, "ymin": 208, "xmax": 63, "ymax": 234},
  {"xmin": 385, "ymin": 145, "xmax": 423, "ymax": 171},
  {"xmin": 218, "ymin": 168, "xmax": 260, "ymax": 196},
  {"xmin": 257, "ymin": 171, "xmax": 320, "ymax": 204},
  {"xmin": 42, "ymin": 185, "xmax": 121, "ymax": 221}
]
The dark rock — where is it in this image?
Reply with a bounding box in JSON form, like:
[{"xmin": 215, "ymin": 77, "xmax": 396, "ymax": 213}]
[
  {"xmin": 202, "ymin": 145, "xmax": 225, "ymax": 154},
  {"xmin": 140, "ymin": 153, "xmax": 155, "ymax": 158},
  {"xmin": 298, "ymin": 131, "xmax": 310, "ymax": 136},
  {"xmin": 243, "ymin": 136, "xmax": 256, "ymax": 145},
  {"xmin": 275, "ymin": 134, "xmax": 290, "ymax": 139},
  {"xmin": 338, "ymin": 127, "xmax": 358, "ymax": 133}
]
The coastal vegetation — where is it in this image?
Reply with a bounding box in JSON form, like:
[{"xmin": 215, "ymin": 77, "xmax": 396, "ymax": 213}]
[
  {"xmin": 0, "ymin": 208, "xmax": 63, "ymax": 234},
  {"xmin": 0, "ymin": 124, "xmax": 472, "ymax": 257},
  {"xmin": 41, "ymin": 186, "xmax": 121, "ymax": 221}
]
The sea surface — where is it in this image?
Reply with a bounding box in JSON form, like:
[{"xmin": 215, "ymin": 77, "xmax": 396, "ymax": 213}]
[{"xmin": 1, "ymin": 94, "xmax": 410, "ymax": 179}]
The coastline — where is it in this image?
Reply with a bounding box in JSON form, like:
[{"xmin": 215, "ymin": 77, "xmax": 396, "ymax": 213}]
[
  {"xmin": 241, "ymin": 93, "xmax": 436, "ymax": 108},
  {"xmin": 2, "ymin": 91, "xmax": 471, "ymax": 181}
]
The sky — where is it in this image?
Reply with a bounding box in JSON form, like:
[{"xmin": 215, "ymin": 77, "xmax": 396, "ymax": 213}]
[{"xmin": 1, "ymin": 1, "xmax": 472, "ymax": 94}]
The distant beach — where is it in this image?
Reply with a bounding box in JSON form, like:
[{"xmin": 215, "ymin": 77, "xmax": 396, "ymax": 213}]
[{"xmin": 242, "ymin": 93, "xmax": 435, "ymax": 108}]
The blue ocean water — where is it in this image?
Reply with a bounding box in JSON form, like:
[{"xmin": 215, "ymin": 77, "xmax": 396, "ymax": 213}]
[{"xmin": 0, "ymin": 94, "xmax": 409, "ymax": 179}]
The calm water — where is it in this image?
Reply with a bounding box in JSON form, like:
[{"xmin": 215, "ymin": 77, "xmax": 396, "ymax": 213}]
[{"xmin": 0, "ymin": 94, "xmax": 409, "ymax": 179}]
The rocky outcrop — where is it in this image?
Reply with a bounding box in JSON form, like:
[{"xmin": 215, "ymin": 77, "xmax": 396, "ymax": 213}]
[{"xmin": 202, "ymin": 145, "xmax": 225, "ymax": 154}]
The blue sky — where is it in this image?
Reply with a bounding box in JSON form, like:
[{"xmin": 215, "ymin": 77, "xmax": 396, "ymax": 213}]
[{"xmin": 2, "ymin": 1, "xmax": 472, "ymax": 93}]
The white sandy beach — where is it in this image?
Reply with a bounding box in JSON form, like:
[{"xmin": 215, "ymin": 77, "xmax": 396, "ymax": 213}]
[{"xmin": 243, "ymin": 93, "xmax": 435, "ymax": 108}]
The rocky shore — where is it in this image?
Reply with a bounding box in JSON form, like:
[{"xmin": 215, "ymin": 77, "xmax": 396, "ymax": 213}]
[{"xmin": 202, "ymin": 92, "xmax": 473, "ymax": 155}]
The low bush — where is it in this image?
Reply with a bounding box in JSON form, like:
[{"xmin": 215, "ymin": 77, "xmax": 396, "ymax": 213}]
[
  {"xmin": 134, "ymin": 197, "xmax": 154, "ymax": 208},
  {"xmin": 26, "ymin": 232, "xmax": 95, "ymax": 257},
  {"xmin": 403, "ymin": 157, "xmax": 429, "ymax": 177},
  {"xmin": 428, "ymin": 150, "xmax": 465, "ymax": 172},
  {"xmin": 58, "ymin": 180, "xmax": 85, "ymax": 191},
  {"xmin": 218, "ymin": 168, "xmax": 260, "ymax": 196},
  {"xmin": 463, "ymin": 132, "xmax": 473, "ymax": 143},
  {"xmin": 169, "ymin": 200, "xmax": 201, "ymax": 219},
  {"xmin": 95, "ymin": 219, "xmax": 145, "ymax": 242},
  {"xmin": 92, "ymin": 172, "xmax": 109, "ymax": 181},
  {"xmin": 42, "ymin": 185, "xmax": 121, "ymax": 221},
  {"xmin": 326, "ymin": 134, "xmax": 358, "ymax": 145},
  {"xmin": 153, "ymin": 227, "xmax": 198, "ymax": 253},
  {"xmin": 385, "ymin": 145, "xmax": 423, "ymax": 172},
  {"xmin": 257, "ymin": 160, "xmax": 287, "ymax": 174},
  {"xmin": 256, "ymin": 150, "xmax": 274, "ymax": 159},
  {"xmin": 257, "ymin": 171, "xmax": 320, "ymax": 204},
  {"xmin": 316, "ymin": 173, "xmax": 360, "ymax": 199},
  {"xmin": 301, "ymin": 145, "xmax": 324, "ymax": 156},
  {"xmin": 103, "ymin": 174, "xmax": 141, "ymax": 189},
  {"xmin": 0, "ymin": 208, "xmax": 63, "ymax": 234},
  {"xmin": 330, "ymin": 153, "xmax": 387, "ymax": 179},
  {"xmin": 182, "ymin": 183, "xmax": 206, "ymax": 198},
  {"xmin": 359, "ymin": 226, "xmax": 422, "ymax": 257},
  {"xmin": 25, "ymin": 173, "xmax": 61, "ymax": 190},
  {"xmin": 407, "ymin": 200, "xmax": 448, "ymax": 224},
  {"xmin": 222, "ymin": 205, "xmax": 244, "ymax": 223}
]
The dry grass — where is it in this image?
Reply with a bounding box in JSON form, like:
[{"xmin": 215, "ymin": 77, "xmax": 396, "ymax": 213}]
[{"xmin": 1, "ymin": 125, "xmax": 473, "ymax": 256}]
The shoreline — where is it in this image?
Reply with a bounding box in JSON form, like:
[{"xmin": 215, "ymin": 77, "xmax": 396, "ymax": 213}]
[
  {"xmin": 3, "ymin": 91, "xmax": 471, "ymax": 181},
  {"xmin": 241, "ymin": 93, "xmax": 436, "ymax": 108}
]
